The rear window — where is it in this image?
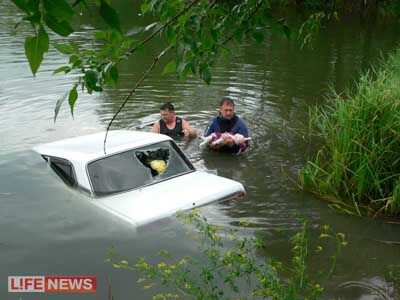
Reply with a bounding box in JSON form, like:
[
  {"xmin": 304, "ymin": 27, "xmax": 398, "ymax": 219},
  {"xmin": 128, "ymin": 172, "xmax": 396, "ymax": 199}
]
[{"xmin": 87, "ymin": 140, "xmax": 194, "ymax": 197}]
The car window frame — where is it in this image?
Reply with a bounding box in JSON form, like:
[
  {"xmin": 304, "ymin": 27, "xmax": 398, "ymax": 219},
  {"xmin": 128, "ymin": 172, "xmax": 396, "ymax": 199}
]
[
  {"xmin": 86, "ymin": 140, "xmax": 195, "ymax": 198},
  {"xmin": 42, "ymin": 155, "xmax": 78, "ymax": 188}
]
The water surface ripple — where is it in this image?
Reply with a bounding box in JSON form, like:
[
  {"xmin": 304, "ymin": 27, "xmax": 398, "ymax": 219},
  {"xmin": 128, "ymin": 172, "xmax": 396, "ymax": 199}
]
[{"xmin": 1, "ymin": 2, "xmax": 400, "ymax": 299}]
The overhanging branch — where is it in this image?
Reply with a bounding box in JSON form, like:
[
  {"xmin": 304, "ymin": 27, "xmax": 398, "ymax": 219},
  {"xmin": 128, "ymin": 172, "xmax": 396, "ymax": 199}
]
[
  {"xmin": 118, "ymin": 0, "xmax": 201, "ymax": 63},
  {"xmin": 103, "ymin": 45, "xmax": 172, "ymax": 154}
]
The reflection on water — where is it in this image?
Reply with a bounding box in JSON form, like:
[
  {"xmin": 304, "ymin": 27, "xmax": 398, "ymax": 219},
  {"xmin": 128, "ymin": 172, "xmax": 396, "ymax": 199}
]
[
  {"xmin": 337, "ymin": 278, "xmax": 395, "ymax": 300},
  {"xmin": 1, "ymin": 1, "xmax": 400, "ymax": 299}
]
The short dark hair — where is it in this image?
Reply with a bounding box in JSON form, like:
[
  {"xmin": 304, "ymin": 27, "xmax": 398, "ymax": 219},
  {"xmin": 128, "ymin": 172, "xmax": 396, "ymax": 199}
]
[
  {"xmin": 160, "ymin": 102, "xmax": 175, "ymax": 111},
  {"xmin": 219, "ymin": 97, "xmax": 235, "ymax": 107}
]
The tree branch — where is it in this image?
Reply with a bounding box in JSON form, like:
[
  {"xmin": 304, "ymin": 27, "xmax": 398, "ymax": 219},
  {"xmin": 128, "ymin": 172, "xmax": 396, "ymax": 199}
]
[
  {"xmin": 102, "ymin": 0, "xmax": 203, "ymax": 153},
  {"xmin": 103, "ymin": 45, "xmax": 172, "ymax": 154},
  {"xmin": 219, "ymin": 0, "xmax": 265, "ymax": 47},
  {"xmin": 117, "ymin": 0, "xmax": 201, "ymax": 63},
  {"xmin": 102, "ymin": 0, "xmax": 267, "ymax": 153}
]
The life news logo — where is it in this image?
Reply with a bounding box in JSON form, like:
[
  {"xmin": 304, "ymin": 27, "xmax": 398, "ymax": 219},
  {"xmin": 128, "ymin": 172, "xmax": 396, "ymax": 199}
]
[{"xmin": 8, "ymin": 276, "xmax": 96, "ymax": 293}]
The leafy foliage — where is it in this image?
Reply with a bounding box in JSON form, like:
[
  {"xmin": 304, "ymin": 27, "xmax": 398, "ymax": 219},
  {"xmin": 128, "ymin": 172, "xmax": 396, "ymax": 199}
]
[
  {"xmin": 107, "ymin": 210, "xmax": 347, "ymax": 299},
  {"xmin": 386, "ymin": 264, "xmax": 400, "ymax": 285},
  {"xmin": 297, "ymin": 11, "xmax": 338, "ymax": 49},
  {"xmin": 8, "ymin": 0, "xmax": 400, "ymax": 125},
  {"xmin": 139, "ymin": 0, "xmax": 290, "ymax": 84},
  {"xmin": 299, "ymin": 49, "xmax": 400, "ymax": 216},
  {"xmin": 99, "ymin": 0, "xmax": 121, "ymax": 32},
  {"xmin": 9, "ymin": 0, "xmax": 290, "ymax": 122}
]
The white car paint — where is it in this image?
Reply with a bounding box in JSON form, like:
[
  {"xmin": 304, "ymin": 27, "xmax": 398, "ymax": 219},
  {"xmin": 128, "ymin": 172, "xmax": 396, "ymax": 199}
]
[{"xmin": 34, "ymin": 130, "xmax": 245, "ymax": 226}]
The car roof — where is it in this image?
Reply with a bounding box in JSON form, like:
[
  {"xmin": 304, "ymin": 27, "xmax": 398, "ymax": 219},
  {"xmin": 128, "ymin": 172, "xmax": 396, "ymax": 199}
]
[{"xmin": 33, "ymin": 130, "xmax": 172, "ymax": 164}]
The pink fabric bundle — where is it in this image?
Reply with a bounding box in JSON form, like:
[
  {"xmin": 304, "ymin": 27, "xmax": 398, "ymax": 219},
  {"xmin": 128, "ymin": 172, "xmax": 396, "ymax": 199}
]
[{"xmin": 200, "ymin": 132, "xmax": 251, "ymax": 154}]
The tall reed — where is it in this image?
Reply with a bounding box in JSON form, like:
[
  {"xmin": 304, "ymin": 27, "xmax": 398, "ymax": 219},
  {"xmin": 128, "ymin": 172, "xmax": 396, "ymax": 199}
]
[{"xmin": 300, "ymin": 49, "xmax": 400, "ymax": 216}]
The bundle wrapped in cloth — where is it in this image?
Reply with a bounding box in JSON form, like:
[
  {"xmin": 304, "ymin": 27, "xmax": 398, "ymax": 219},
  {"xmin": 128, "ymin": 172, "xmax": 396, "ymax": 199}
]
[
  {"xmin": 200, "ymin": 132, "xmax": 251, "ymax": 154},
  {"xmin": 136, "ymin": 148, "xmax": 169, "ymax": 176}
]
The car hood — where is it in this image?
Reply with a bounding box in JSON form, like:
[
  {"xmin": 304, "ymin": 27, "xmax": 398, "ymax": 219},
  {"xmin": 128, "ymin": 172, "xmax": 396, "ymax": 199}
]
[{"xmin": 93, "ymin": 171, "xmax": 244, "ymax": 226}]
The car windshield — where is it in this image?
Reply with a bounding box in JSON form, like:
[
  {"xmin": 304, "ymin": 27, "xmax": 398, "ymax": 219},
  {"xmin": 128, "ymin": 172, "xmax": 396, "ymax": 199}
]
[{"xmin": 87, "ymin": 140, "xmax": 194, "ymax": 197}]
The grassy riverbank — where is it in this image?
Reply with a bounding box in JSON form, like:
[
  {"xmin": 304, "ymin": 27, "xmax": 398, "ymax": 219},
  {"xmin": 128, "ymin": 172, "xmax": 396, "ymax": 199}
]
[{"xmin": 300, "ymin": 48, "xmax": 400, "ymax": 217}]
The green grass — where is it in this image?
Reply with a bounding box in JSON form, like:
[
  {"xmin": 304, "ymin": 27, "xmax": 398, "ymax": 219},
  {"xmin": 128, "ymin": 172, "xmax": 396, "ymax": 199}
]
[{"xmin": 300, "ymin": 48, "xmax": 400, "ymax": 216}]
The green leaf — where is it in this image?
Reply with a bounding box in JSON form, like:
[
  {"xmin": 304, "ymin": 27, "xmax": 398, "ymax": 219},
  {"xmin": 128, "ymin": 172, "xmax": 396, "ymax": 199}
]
[
  {"xmin": 54, "ymin": 43, "xmax": 75, "ymax": 55},
  {"xmin": 99, "ymin": 0, "xmax": 121, "ymax": 32},
  {"xmin": 45, "ymin": 15, "xmax": 74, "ymax": 37},
  {"xmin": 22, "ymin": 12, "xmax": 41, "ymax": 24},
  {"xmin": 95, "ymin": 30, "xmax": 108, "ymax": 40},
  {"xmin": 177, "ymin": 61, "xmax": 187, "ymax": 73},
  {"xmin": 72, "ymin": 0, "xmax": 85, "ymax": 7},
  {"xmin": 69, "ymin": 54, "xmax": 80, "ymax": 64},
  {"xmin": 53, "ymin": 66, "xmax": 71, "ymax": 74},
  {"xmin": 109, "ymin": 65, "xmax": 119, "ymax": 83},
  {"xmin": 163, "ymin": 60, "xmax": 176, "ymax": 75},
  {"xmin": 83, "ymin": 49, "xmax": 95, "ymax": 56},
  {"xmin": 68, "ymin": 85, "xmax": 78, "ymax": 117},
  {"xmin": 11, "ymin": 0, "xmax": 39, "ymax": 14},
  {"xmin": 200, "ymin": 66, "xmax": 212, "ymax": 85},
  {"xmin": 188, "ymin": 61, "xmax": 196, "ymax": 75},
  {"xmin": 70, "ymin": 57, "xmax": 82, "ymax": 68},
  {"xmin": 202, "ymin": 34, "xmax": 214, "ymax": 49},
  {"xmin": 147, "ymin": 0, "xmax": 158, "ymax": 13},
  {"xmin": 252, "ymin": 31, "xmax": 264, "ymax": 43},
  {"xmin": 54, "ymin": 91, "xmax": 68, "ymax": 123},
  {"xmin": 69, "ymin": 42, "xmax": 79, "ymax": 52},
  {"xmin": 274, "ymin": 18, "xmax": 291, "ymax": 39},
  {"xmin": 178, "ymin": 62, "xmax": 191, "ymax": 79},
  {"xmin": 84, "ymin": 69, "xmax": 100, "ymax": 94},
  {"xmin": 109, "ymin": 30, "xmax": 122, "ymax": 43},
  {"xmin": 44, "ymin": 0, "xmax": 74, "ymax": 22},
  {"xmin": 283, "ymin": 24, "xmax": 291, "ymax": 39},
  {"xmin": 140, "ymin": 2, "xmax": 148, "ymax": 15},
  {"xmin": 24, "ymin": 26, "xmax": 49, "ymax": 76},
  {"xmin": 234, "ymin": 30, "xmax": 244, "ymax": 42},
  {"xmin": 165, "ymin": 27, "xmax": 176, "ymax": 44}
]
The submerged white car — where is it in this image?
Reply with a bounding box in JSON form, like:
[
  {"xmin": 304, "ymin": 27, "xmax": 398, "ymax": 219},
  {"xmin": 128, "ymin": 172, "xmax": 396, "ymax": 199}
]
[{"xmin": 34, "ymin": 130, "xmax": 245, "ymax": 226}]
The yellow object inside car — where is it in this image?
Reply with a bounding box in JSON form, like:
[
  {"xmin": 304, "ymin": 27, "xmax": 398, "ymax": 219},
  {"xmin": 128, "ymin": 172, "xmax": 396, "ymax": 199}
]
[{"xmin": 150, "ymin": 160, "xmax": 167, "ymax": 174}]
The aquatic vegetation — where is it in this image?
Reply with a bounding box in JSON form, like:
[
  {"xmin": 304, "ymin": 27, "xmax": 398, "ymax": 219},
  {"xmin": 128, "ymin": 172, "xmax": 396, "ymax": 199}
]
[
  {"xmin": 300, "ymin": 49, "xmax": 400, "ymax": 216},
  {"xmin": 107, "ymin": 211, "xmax": 346, "ymax": 299},
  {"xmin": 386, "ymin": 264, "xmax": 400, "ymax": 285}
]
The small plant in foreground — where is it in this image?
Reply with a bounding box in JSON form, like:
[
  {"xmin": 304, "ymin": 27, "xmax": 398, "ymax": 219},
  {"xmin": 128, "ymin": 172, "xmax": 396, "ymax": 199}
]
[{"xmin": 107, "ymin": 210, "xmax": 347, "ymax": 299}]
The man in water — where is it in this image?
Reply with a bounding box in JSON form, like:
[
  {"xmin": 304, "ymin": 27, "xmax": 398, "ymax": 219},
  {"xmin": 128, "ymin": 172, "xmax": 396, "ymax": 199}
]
[
  {"xmin": 152, "ymin": 102, "xmax": 197, "ymax": 139},
  {"xmin": 204, "ymin": 97, "xmax": 250, "ymax": 153}
]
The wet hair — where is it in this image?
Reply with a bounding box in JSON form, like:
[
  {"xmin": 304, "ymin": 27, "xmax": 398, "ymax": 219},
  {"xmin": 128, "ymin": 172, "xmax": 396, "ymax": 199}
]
[
  {"xmin": 160, "ymin": 102, "xmax": 175, "ymax": 111},
  {"xmin": 219, "ymin": 97, "xmax": 235, "ymax": 107}
]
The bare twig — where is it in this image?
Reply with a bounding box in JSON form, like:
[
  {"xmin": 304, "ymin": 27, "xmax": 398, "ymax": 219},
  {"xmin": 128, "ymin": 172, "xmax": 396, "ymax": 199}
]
[
  {"xmin": 372, "ymin": 239, "xmax": 400, "ymax": 245},
  {"xmin": 385, "ymin": 221, "xmax": 400, "ymax": 225},
  {"xmin": 107, "ymin": 277, "xmax": 114, "ymax": 300},
  {"xmin": 103, "ymin": 46, "xmax": 172, "ymax": 154}
]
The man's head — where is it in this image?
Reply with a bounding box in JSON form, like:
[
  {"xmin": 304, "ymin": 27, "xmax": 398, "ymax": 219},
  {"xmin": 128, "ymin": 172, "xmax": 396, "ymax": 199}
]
[
  {"xmin": 219, "ymin": 97, "xmax": 235, "ymax": 120},
  {"xmin": 160, "ymin": 102, "xmax": 175, "ymax": 124}
]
